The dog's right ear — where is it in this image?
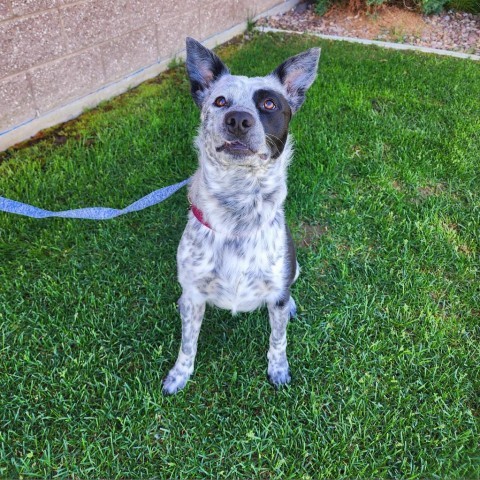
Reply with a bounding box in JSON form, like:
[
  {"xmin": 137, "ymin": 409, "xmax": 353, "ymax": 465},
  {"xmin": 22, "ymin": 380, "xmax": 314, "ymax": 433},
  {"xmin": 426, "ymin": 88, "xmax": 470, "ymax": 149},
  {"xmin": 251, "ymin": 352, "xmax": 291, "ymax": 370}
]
[{"xmin": 186, "ymin": 37, "xmax": 230, "ymax": 108}]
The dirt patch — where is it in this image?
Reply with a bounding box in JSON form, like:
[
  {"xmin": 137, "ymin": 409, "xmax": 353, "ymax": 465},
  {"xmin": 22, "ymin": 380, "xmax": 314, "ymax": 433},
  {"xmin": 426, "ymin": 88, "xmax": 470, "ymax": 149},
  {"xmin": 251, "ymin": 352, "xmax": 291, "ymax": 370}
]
[
  {"xmin": 297, "ymin": 222, "xmax": 329, "ymax": 248},
  {"xmin": 322, "ymin": 4, "xmax": 432, "ymax": 39},
  {"xmin": 392, "ymin": 180, "xmax": 403, "ymax": 191},
  {"xmin": 418, "ymin": 183, "xmax": 446, "ymax": 197}
]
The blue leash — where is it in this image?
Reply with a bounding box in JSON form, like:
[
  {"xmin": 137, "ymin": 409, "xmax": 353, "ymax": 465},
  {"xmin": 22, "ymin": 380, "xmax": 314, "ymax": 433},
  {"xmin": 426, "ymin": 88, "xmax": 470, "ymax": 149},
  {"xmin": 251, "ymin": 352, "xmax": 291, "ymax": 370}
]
[{"xmin": 0, "ymin": 177, "xmax": 191, "ymax": 220}]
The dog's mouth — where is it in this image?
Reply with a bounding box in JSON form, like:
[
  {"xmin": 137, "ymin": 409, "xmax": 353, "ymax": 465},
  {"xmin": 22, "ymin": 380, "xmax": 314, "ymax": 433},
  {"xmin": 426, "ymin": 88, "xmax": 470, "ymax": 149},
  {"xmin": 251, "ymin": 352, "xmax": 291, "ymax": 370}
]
[
  {"xmin": 216, "ymin": 140, "xmax": 253, "ymax": 156},
  {"xmin": 216, "ymin": 141, "xmax": 268, "ymax": 160}
]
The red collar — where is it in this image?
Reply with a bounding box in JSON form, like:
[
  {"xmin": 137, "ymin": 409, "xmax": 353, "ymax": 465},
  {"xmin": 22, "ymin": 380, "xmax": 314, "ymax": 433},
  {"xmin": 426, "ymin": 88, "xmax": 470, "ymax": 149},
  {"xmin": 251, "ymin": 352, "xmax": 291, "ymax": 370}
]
[{"xmin": 191, "ymin": 204, "xmax": 212, "ymax": 230}]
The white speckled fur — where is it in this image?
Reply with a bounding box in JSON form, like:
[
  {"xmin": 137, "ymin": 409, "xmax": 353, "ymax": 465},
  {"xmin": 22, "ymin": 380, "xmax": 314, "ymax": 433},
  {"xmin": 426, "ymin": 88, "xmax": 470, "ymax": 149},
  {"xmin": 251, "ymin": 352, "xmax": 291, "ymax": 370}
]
[
  {"xmin": 179, "ymin": 138, "xmax": 292, "ymax": 314},
  {"xmin": 162, "ymin": 38, "xmax": 319, "ymax": 394}
]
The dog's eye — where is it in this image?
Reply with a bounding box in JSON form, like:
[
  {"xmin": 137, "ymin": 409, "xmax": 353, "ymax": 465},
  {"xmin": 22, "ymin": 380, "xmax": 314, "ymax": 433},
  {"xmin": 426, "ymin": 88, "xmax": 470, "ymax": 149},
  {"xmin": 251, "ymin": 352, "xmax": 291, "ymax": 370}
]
[
  {"xmin": 214, "ymin": 96, "xmax": 227, "ymax": 107},
  {"xmin": 263, "ymin": 99, "xmax": 276, "ymax": 110}
]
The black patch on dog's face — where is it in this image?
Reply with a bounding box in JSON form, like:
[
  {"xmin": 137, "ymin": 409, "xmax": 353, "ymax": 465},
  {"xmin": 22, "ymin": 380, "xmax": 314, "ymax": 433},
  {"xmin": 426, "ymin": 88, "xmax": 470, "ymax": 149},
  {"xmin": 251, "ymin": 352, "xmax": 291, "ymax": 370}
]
[{"xmin": 252, "ymin": 89, "xmax": 292, "ymax": 159}]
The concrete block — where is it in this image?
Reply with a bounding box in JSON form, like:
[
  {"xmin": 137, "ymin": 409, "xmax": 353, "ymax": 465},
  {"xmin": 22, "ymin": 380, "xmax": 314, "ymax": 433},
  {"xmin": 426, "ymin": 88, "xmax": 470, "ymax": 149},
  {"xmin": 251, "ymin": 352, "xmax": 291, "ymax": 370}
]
[
  {"xmin": 10, "ymin": 0, "xmax": 63, "ymax": 16},
  {"xmin": 102, "ymin": 25, "xmax": 157, "ymax": 81},
  {"xmin": 157, "ymin": 9, "xmax": 204, "ymax": 59},
  {"xmin": 0, "ymin": 1, "xmax": 13, "ymax": 20},
  {"xmin": 125, "ymin": 0, "xmax": 207, "ymax": 32},
  {"xmin": 0, "ymin": 72, "xmax": 35, "ymax": 132},
  {"xmin": 0, "ymin": 10, "xmax": 66, "ymax": 79},
  {"xmin": 126, "ymin": 0, "xmax": 166, "ymax": 29},
  {"xmin": 201, "ymin": 0, "xmax": 249, "ymax": 41},
  {"xmin": 61, "ymin": 0, "xmax": 134, "ymax": 52},
  {"xmin": 255, "ymin": 0, "xmax": 286, "ymax": 14},
  {"xmin": 29, "ymin": 47, "xmax": 104, "ymax": 112}
]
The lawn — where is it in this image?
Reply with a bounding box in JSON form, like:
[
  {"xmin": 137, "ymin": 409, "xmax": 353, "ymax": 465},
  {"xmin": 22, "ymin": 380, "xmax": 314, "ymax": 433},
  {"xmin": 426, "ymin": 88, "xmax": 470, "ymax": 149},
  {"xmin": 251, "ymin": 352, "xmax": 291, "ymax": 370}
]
[{"xmin": 0, "ymin": 32, "xmax": 479, "ymax": 478}]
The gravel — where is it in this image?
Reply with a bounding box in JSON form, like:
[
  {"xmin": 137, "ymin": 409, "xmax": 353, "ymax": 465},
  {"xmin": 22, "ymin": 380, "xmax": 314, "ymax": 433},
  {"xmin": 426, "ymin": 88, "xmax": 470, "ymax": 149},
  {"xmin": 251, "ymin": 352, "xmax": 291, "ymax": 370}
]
[{"xmin": 257, "ymin": 3, "xmax": 480, "ymax": 55}]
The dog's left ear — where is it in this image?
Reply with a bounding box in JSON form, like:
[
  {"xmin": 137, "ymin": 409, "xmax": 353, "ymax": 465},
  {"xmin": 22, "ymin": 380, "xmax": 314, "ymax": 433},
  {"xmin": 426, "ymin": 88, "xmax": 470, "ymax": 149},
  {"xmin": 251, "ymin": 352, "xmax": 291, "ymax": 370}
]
[
  {"xmin": 271, "ymin": 47, "xmax": 321, "ymax": 113},
  {"xmin": 186, "ymin": 37, "xmax": 230, "ymax": 108}
]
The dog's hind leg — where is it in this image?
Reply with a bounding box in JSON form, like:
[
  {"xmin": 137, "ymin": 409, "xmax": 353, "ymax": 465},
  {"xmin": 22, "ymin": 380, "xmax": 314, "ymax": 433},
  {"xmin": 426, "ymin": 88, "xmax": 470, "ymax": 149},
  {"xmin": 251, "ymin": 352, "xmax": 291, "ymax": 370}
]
[
  {"xmin": 162, "ymin": 293, "xmax": 206, "ymax": 395},
  {"xmin": 288, "ymin": 296, "xmax": 297, "ymax": 319},
  {"xmin": 266, "ymin": 298, "xmax": 292, "ymax": 387}
]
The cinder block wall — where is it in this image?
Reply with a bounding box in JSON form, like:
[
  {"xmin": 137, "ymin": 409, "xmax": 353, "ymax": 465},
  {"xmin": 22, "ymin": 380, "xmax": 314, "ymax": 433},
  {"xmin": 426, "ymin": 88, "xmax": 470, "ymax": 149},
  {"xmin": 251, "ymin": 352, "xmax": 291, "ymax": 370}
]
[{"xmin": 0, "ymin": 0, "xmax": 296, "ymax": 151}]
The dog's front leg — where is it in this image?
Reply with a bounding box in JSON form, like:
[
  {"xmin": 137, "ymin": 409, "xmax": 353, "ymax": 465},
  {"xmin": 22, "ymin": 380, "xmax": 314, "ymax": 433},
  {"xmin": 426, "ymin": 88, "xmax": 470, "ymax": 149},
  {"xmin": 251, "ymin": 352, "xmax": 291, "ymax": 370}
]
[
  {"xmin": 267, "ymin": 297, "xmax": 292, "ymax": 387},
  {"xmin": 162, "ymin": 293, "xmax": 206, "ymax": 395}
]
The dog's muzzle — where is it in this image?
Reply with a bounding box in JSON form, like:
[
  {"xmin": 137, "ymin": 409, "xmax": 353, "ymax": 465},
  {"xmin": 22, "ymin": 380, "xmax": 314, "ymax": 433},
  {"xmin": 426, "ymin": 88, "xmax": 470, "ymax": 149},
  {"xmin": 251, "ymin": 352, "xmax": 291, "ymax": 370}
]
[{"xmin": 216, "ymin": 110, "xmax": 267, "ymax": 160}]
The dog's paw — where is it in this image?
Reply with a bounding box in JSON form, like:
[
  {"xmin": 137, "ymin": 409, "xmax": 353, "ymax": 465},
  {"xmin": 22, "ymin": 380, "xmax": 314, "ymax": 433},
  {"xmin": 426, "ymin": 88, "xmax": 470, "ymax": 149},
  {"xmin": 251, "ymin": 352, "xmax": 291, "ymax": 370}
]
[
  {"xmin": 268, "ymin": 366, "xmax": 291, "ymax": 388},
  {"xmin": 162, "ymin": 369, "xmax": 190, "ymax": 395}
]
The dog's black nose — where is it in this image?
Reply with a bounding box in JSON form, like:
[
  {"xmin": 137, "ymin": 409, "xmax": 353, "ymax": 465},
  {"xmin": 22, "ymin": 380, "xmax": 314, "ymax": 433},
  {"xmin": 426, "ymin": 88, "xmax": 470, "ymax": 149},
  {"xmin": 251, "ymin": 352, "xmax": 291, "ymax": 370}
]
[{"xmin": 225, "ymin": 111, "xmax": 255, "ymax": 136}]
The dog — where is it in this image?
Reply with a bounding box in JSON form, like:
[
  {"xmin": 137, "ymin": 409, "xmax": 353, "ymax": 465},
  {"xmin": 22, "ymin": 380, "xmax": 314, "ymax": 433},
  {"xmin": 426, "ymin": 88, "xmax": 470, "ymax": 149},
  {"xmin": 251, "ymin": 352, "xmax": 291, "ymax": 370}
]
[{"xmin": 162, "ymin": 37, "xmax": 320, "ymax": 394}]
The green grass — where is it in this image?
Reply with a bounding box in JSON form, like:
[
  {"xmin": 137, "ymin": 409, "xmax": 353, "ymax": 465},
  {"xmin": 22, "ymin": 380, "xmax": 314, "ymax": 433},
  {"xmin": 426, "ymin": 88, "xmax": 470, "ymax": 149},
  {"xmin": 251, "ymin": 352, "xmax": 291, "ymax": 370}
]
[{"xmin": 1, "ymin": 33, "xmax": 479, "ymax": 478}]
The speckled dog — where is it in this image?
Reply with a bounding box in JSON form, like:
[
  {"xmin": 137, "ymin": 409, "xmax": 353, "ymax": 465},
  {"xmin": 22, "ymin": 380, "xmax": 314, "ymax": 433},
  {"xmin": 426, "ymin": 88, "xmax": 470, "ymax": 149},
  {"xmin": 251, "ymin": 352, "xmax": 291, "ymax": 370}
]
[{"xmin": 162, "ymin": 38, "xmax": 320, "ymax": 395}]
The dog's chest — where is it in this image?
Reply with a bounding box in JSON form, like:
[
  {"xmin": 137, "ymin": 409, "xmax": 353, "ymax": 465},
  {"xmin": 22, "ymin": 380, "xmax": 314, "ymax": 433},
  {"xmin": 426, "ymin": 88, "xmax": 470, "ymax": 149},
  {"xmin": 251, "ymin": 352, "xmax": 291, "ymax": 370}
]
[{"xmin": 178, "ymin": 220, "xmax": 286, "ymax": 313}]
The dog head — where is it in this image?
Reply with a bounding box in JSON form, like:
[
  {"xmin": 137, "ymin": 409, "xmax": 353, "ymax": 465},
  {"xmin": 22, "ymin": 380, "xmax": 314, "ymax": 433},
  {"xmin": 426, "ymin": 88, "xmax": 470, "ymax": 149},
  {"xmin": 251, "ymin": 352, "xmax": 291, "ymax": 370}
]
[{"xmin": 186, "ymin": 37, "xmax": 320, "ymax": 167}]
